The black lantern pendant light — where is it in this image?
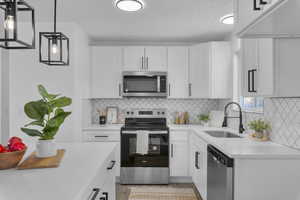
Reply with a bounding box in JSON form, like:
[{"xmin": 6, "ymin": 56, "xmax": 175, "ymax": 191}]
[
  {"xmin": 39, "ymin": 0, "xmax": 69, "ymax": 66},
  {"xmin": 0, "ymin": 0, "xmax": 35, "ymax": 49}
]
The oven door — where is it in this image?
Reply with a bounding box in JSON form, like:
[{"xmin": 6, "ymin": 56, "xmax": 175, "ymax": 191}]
[
  {"xmin": 122, "ymin": 72, "xmax": 167, "ymax": 97},
  {"xmin": 121, "ymin": 130, "xmax": 169, "ymax": 168}
]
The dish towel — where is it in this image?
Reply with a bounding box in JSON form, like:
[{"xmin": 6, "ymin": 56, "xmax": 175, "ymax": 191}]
[{"xmin": 136, "ymin": 131, "xmax": 149, "ymax": 155}]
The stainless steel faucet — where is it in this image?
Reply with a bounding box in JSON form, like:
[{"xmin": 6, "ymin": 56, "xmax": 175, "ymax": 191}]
[{"xmin": 222, "ymin": 102, "xmax": 245, "ymax": 134}]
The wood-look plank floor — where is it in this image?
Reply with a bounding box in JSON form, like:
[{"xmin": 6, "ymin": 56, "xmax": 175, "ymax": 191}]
[{"xmin": 116, "ymin": 184, "xmax": 203, "ymax": 200}]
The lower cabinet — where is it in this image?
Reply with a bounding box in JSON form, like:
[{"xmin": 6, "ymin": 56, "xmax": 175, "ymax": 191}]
[
  {"xmin": 170, "ymin": 131, "xmax": 189, "ymax": 177},
  {"xmin": 190, "ymin": 132, "xmax": 207, "ymax": 200},
  {"xmin": 83, "ymin": 130, "xmax": 121, "ymax": 177},
  {"xmin": 80, "ymin": 150, "xmax": 116, "ymax": 200}
]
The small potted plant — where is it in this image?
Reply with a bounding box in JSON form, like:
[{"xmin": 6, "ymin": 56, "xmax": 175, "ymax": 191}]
[
  {"xmin": 21, "ymin": 85, "xmax": 72, "ymax": 158},
  {"xmin": 198, "ymin": 114, "xmax": 210, "ymax": 127},
  {"xmin": 248, "ymin": 119, "xmax": 271, "ymax": 141}
]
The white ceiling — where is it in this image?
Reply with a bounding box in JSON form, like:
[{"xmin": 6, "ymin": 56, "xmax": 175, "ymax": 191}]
[{"xmin": 29, "ymin": 0, "xmax": 233, "ymax": 43}]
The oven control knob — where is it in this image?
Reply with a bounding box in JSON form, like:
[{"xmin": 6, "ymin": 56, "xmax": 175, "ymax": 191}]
[
  {"xmin": 131, "ymin": 112, "xmax": 134, "ymax": 115},
  {"xmin": 157, "ymin": 112, "xmax": 161, "ymax": 115},
  {"xmin": 127, "ymin": 111, "xmax": 130, "ymax": 115},
  {"xmin": 162, "ymin": 112, "xmax": 165, "ymax": 115}
]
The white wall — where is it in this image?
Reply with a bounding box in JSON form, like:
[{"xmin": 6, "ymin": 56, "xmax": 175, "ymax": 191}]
[{"xmin": 7, "ymin": 22, "xmax": 90, "ymax": 144}]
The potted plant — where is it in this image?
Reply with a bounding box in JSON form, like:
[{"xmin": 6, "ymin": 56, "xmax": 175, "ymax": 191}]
[
  {"xmin": 198, "ymin": 114, "xmax": 210, "ymax": 126},
  {"xmin": 21, "ymin": 85, "xmax": 72, "ymax": 158},
  {"xmin": 248, "ymin": 119, "xmax": 271, "ymax": 140}
]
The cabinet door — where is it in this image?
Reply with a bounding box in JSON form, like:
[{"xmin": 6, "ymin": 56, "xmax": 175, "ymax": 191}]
[
  {"xmin": 170, "ymin": 141, "xmax": 189, "ymax": 177},
  {"xmin": 257, "ymin": 38, "xmax": 274, "ymax": 96},
  {"xmin": 189, "ymin": 44, "xmax": 210, "ymax": 98},
  {"xmin": 123, "ymin": 46, "xmax": 145, "ymax": 71},
  {"xmin": 145, "ymin": 47, "xmax": 167, "ymax": 71},
  {"xmin": 102, "ymin": 161, "xmax": 116, "ymax": 200},
  {"xmin": 167, "ymin": 47, "xmax": 189, "ymax": 98},
  {"xmin": 241, "ymin": 39, "xmax": 259, "ymax": 97},
  {"xmin": 235, "ymin": 0, "xmax": 263, "ymax": 34},
  {"xmin": 210, "ymin": 42, "xmax": 232, "ymax": 99},
  {"xmin": 91, "ymin": 47, "xmax": 122, "ymax": 98}
]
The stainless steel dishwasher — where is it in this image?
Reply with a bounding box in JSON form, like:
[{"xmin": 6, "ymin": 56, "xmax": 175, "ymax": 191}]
[{"xmin": 207, "ymin": 145, "xmax": 234, "ymax": 200}]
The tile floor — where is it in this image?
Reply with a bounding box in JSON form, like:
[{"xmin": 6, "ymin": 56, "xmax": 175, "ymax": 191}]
[{"xmin": 116, "ymin": 184, "xmax": 202, "ymax": 200}]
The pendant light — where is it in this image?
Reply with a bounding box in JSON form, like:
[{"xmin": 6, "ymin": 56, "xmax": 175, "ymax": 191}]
[
  {"xmin": 0, "ymin": 0, "xmax": 35, "ymax": 49},
  {"xmin": 39, "ymin": 0, "xmax": 69, "ymax": 66}
]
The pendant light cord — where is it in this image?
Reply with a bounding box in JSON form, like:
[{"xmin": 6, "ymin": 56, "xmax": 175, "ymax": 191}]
[{"xmin": 54, "ymin": 0, "xmax": 57, "ymax": 33}]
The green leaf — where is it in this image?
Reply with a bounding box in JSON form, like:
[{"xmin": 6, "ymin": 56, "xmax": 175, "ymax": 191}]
[
  {"xmin": 24, "ymin": 100, "xmax": 48, "ymax": 120},
  {"xmin": 50, "ymin": 97, "xmax": 72, "ymax": 108},
  {"xmin": 55, "ymin": 108, "xmax": 64, "ymax": 116},
  {"xmin": 47, "ymin": 111, "xmax": 71, "ymax": 128},
  {"xmin": 42, "ymin": 126, "xmax": 59, "ymax": 140},
  {"xmin": 25, "ymin": 120, "xmax": 44, "ymax": 127},
  {"xmin": 21, "ymin": 128, "xmax": 43, "ymax": 137},
  {"xmin": 38, "ymin": 85, "xmax": 60, "ymax": 101}
]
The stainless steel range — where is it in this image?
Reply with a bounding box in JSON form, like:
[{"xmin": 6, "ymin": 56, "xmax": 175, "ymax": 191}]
[{"xmin": 120, "ymin": 109, "xmax": 169, "ymax": 184}]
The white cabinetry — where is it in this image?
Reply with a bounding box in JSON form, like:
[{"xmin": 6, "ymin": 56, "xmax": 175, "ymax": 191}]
[
  {"xmin": 84, "ymin": 130, "xmax": 121, "ymax": 177},
  {"xmin": 170, "ymin": 131, "xmax": 189, "ymax": 177},
  {"xmin": 189, "ymin": 42, "xmax": 232, "ymax": 99},
  {"xmin": 80, "ymin": 150, "xmax": 116, "ymax": 200},
  {"xmin": 167, "ymin": 47, "xmax": 189, "ymax": 99},
  {"xmin": 123, "ymin": 46, "xmax": 167, "ymax": 71},
  {"xmin": 190, "ymin": 132, "xmax": 207, "ymax": 200},
  {"xmin": 91, "ymin": 47, "xmax": 122, "ymax": 98},
  {"xmin": 241, "ymin": 38, "xmax": 274, "ymax": 97}
]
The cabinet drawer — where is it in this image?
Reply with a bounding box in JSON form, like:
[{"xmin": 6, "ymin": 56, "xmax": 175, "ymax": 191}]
[
  {"xmin": 170, "ymin": 131, "xmax": 189, "ymax": 141},
  {"xmin": 83, "ymin": 131, "xmax": 120, "ymax": 142}
]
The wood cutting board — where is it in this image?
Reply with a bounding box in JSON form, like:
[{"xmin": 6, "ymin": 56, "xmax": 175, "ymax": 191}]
[{"xmin": 17, "ymin": 149, "xmax": 65, "ymax": 170}]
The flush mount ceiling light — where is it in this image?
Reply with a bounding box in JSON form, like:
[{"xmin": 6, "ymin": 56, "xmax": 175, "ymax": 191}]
[
  {"xmin": 39, "ymin": 0, "xmax": 70, "ymax": 66},
  {"xmin": 0, "ymin": 0, "xmax": 36, "ymax": 49},
  {"xmin": 220, "ymin": 14, "xmax": 234, "ymax": 25},
  {"xmin": 115, "ymin": 0, "xmax": 144, "ymax": 12}
]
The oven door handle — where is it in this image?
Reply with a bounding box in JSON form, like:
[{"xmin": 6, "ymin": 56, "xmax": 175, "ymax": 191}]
[{"xmin": 121, "ymin": 130, "xmax": 168, "ymax": 134}]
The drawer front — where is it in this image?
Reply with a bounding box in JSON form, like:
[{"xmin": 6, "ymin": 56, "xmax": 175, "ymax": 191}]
[{"xmin": 84, "ymin": 131, "xmax": 120, "ymax": 142}]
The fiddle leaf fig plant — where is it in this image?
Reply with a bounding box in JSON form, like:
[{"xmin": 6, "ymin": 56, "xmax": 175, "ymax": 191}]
[{"xmin": 21, "ymin": 85, "xmax": 72, "ymax": 140}]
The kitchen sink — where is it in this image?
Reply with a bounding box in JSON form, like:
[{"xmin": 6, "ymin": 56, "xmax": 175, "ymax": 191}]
[{"xmin": 204, "ymin": 130, "xmax": 241, "ymax": 138}]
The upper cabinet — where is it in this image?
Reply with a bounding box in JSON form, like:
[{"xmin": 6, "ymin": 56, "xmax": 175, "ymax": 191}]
[
  {"xmin": 241, "ymin": 39, "xmax": 274, "ymax": 97},
  {"xmin": 91, "ymin": 46, "xmax": 122, "ymax": 98},
  {"xmin": 234, "ymin": 0, "xmax": 295, "ymax": 37},
  {"xmin": 241, "ymin": 38, "xmax": 300, "ymax": 97},
  {"xmin": 123, "ymin": 46, "xmax": 167, "ymax": 72},
  {"xmin": 189, "ymin": 42, "xmax": 232, "ymax": 99},
  {"xmin": 167, "ymin": 47, "xmax": 189, "ymax": 99}
]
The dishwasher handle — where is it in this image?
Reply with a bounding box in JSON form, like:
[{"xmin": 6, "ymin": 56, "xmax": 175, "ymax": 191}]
[{"xmin": 208, "ymin": 145, "xmax": 233, "ymax": 167}]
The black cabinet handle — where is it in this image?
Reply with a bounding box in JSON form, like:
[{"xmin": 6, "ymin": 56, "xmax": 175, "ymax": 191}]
[
  {"xmin": 252, "ymin": 69, "xmax": 257, "ymax": 93},
  {"xmin": 94, "ymin": 136, "xmax": 109, "ymax": 138},
  {"xmin": 171, "ymin": 144, "xmax": 174, "ymax": 158},
  {"xmin": 89, "ymin": 188, "xmax": 100, "ymax": 200},
  {"xmin": 102, "ymin": 192, "xmax": 108, "ymax": 200},
  {"xmin": 168, "ymin": 84, "xmax": 171, "ymax": 96},
  {"xmin": 259, "ymin": 0, "xmax": 268, "ymax": 5},
  {"xmin": 195, "ymin": 152, "xmax": 200, "ymax": 169},
  {"xmin": 253, "ymin": 0, "xmax": 261, "ymax": 10},
  {"xmin": 107, "ymin": 160, "xmax": 116, "ymax": 170},
  {"xmin": 248, "ymin": 70, "xmax": 251, "ymax": 92}
]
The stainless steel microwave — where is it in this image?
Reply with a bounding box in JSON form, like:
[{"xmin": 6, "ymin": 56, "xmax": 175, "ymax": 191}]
[{"xmin": 122, "ymin": 71, "xmax": 168, "ymax": 97}]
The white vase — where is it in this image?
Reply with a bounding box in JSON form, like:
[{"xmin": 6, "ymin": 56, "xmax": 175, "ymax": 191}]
[{"xmin": 36, "ymin": 139, "xmax": 57, "ymax": 158}]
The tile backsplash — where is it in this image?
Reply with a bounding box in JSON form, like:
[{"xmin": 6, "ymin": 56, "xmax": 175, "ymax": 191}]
[
  {"xmin": 90, "ymin": 98, "xmax": 220, "ymax": 124},
  {"xmin": 219, "ymin": 98, "xmax": 300, "ymax": 149}
]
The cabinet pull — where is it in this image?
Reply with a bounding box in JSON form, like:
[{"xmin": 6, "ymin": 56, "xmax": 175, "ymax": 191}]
[
  {"xmin": 94, "ymin": 136, "xmax": 109, "ymax": 138},
  {"xmin": 189, "ymin": 83, "xmax": 192, "ymax": 97},
  {"xmin": 168, "ymin": 84, "xmax": 171, "ymax": 96},
  {"xmin": 171, "ymin": 144, "xmax": 174, "ymax": 158},
  {"xmin": 146, "ymin": 57, "xmax": 149, "ymax": 70},
  {"xmin": 88, "ymin": 188, "xmax": 100, "ymax": 200},
  {"xmin": 252, "ymin": 69, "xmax": 257, "ymax": 93},
  {"xmin": 195, "ymin": 152, "xmax": 200, "ymax": 169},
  {"xmin": 119, "ymin": 84, "xmax": 122, "ymax": 96},
  {"xmin": 248, "ymin": 70, "xmax": 251, "ymax": 92},
  {"xmin": 107, "ymin": 160, "xmax": 116, "ymax": 170},
  {"xmin": 141, "ymin": 57, "xmax": 144, "ymax": 70},
  {"xmin": 259, "ymin": 0, "xmax": 268, "ymax": 5},
  {"xmin": 253, "ymin": 0, "xmax": 261, "ymax": 10},
  {"xmin": 102, "ymin": 192, "xmax": 108, "ymax": 200}
]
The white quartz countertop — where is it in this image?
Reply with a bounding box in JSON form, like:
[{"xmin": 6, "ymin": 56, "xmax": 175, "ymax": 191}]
[
  {"xmin": 83, "ymin": 124, "xmax": 123, "ymax": 131},
  {"xmin": 0, "ymin": 142, "xmax": 118, "ymax": 200},
  {"xmin": 82, "ymin": 124, "xmax": 300, "ymax": 159}
]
